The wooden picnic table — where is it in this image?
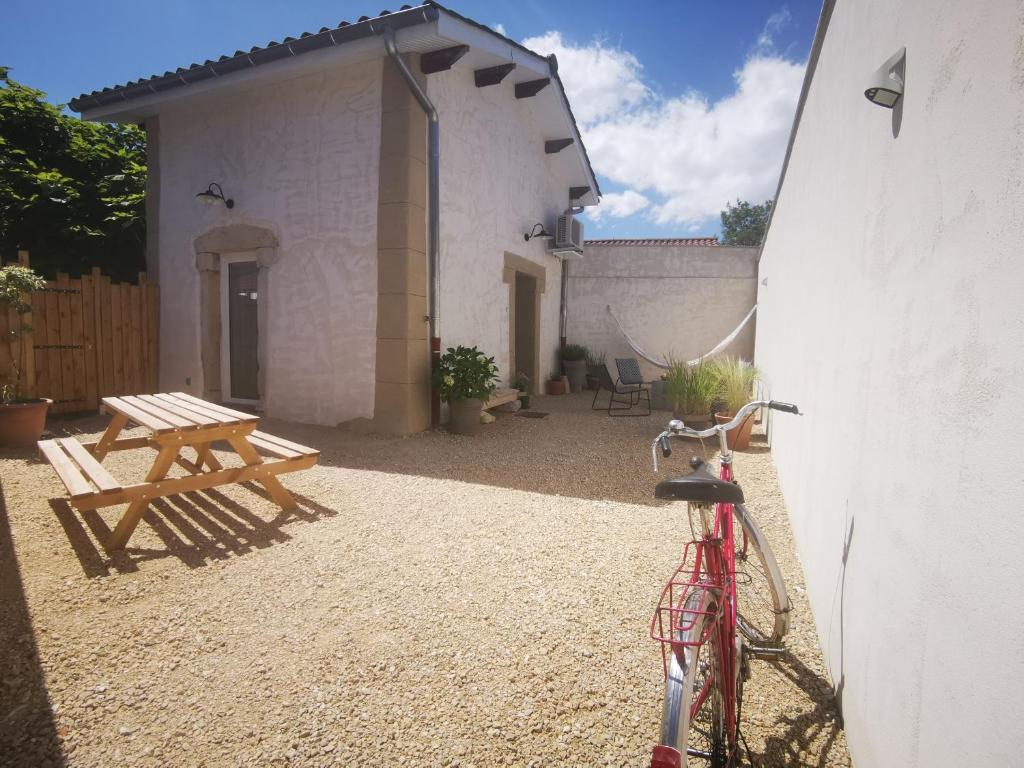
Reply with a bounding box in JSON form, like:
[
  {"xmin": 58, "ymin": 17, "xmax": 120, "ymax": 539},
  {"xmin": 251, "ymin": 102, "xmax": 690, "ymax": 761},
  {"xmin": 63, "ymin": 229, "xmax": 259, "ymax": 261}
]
[{"xmin": 38, "ymin": 392, "xmax": 319, "ymax": 552}]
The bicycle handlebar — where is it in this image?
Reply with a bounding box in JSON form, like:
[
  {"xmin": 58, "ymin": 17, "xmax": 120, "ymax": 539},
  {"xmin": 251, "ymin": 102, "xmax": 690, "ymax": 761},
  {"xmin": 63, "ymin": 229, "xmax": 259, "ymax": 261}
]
[{"xmin": 651, "ymin": 399, "xmax": 801, "ymax": 471}]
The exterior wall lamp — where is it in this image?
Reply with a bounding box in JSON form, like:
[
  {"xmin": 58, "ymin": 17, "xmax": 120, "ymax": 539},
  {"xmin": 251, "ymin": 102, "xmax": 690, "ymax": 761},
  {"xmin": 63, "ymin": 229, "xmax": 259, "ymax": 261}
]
[
  {"xmin": 864, "ymin": 47, "xmax": 906, "ymax": 108},
  {"xmin": 523, "ymin": 223, "xmax": 553, "ymax": 242},
  {"xmin": 195, "ymin": 182, "xmax": 235, "ymax": 209}
]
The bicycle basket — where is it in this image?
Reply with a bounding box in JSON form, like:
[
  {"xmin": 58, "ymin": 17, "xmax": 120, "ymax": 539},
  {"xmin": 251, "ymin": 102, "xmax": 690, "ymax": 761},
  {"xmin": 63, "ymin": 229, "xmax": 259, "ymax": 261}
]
[{"xmin": 650, "ymin": 540, "xmax": 725, "ymax": 676}]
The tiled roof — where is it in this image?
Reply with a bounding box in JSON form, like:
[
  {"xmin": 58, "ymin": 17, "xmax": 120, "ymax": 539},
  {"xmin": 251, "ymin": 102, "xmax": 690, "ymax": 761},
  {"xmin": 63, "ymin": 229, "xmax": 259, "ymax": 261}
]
[
  {"xmin": 584, "ymin": 237, "xmax": 721, "ymax": 247},
  {"xmin": 68, "ymin": 1, "xmax": 600, "ymax": 199},
  {"xmin": 69, "ymin": 4, "xmax": 433, "ymax": 112}
]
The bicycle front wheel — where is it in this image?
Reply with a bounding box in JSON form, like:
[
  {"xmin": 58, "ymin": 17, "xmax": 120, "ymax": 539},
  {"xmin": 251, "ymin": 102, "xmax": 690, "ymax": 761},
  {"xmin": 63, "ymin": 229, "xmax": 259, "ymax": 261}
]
[{"xmin": 658, "ymin": 588, "xmax": 730, "ymax": 766}]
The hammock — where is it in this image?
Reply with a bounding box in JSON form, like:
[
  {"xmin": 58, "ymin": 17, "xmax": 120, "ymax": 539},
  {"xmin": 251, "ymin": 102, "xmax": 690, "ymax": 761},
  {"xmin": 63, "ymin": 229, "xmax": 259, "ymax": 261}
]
[{"xmin": 605, "ymin": 303, "xmax": 758, "ymax": 369}]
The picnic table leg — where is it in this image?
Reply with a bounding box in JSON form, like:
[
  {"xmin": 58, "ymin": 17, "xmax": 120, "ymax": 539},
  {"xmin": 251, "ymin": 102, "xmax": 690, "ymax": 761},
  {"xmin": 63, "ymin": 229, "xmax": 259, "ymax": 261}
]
[
  {"xmin": 103, "ymin": 444, "xmax": 180, "ymax": 552},
  {"xmin": 226, "ymin": 436, "xmax": 298, "ymax": 510},
  {"xmin": 193, "ymin": 442, "xmax": 223, "ymax": 471},
  {"xmin": 91, "ymin": 413, "xmax": 129, "ymax": 460}
]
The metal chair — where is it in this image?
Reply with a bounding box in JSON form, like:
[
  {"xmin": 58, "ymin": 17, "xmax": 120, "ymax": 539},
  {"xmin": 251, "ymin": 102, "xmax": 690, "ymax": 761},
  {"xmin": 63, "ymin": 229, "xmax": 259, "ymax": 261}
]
[{"xmin": 591, "ymin": 358, "xmax": 651, "ymax": 417}]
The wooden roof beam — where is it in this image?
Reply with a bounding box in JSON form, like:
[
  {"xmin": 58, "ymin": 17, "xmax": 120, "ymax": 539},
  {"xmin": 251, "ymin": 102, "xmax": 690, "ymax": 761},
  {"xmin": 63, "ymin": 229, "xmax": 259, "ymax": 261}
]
[
  {"xmin": 515, "ymin": 78, "xmax": 550, "ymax": 99},
  {"xmin": 474, "ymin": 63, "xmax": 516, "ymax": 87},
  {"xmin": 420, "ymin": 44, "xmax": 469, "ymax": 74},
  {"xmin": 545, "ymin": 138, "xmax": 574, "ymax": 154}
]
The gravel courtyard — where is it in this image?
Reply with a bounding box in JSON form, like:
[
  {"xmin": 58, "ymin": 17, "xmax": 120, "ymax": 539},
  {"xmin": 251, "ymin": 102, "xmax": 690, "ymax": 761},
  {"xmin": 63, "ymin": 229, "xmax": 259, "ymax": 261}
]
[{"xmin": 0, "ymin": 395, "xmax": 849, "ymax": 767}]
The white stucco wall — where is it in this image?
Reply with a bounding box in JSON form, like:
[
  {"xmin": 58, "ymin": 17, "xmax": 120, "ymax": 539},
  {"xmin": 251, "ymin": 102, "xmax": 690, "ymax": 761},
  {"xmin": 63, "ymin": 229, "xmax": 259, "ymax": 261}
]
[
  {"xmin": 429, "ymin": 66, "xmax": 568, "ymax": 388},
  {"xmin": 568, "ymin": 244, "xmax": 757, "ymax": 381},
  {"xmin": 156, "ymin": 60, "xmax": 382, "ymax": 426},
  {"xmin": 756, "ymin": 2, "xmax": 1024, "ymax": 766}
]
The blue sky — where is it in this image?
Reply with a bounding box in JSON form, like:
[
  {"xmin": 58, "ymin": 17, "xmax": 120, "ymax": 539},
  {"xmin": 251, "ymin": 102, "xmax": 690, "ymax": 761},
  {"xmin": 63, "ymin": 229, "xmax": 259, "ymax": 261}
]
[{"xmin": 1, "ymin": 0, "xmax": 822, "ymax": 238}]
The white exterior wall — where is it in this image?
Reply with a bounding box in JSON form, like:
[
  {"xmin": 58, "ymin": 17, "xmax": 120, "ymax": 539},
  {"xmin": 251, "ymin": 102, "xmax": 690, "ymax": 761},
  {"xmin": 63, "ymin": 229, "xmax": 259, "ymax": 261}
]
[
  {"xmin": 568, "ymin": 244, "xmax": 757, "ymax": 381},
  {"xmin": 156, "ymin": 60, "xmax": 382, "ymax": 426},
  {"xmin": 429, "ymin": 66, "xmax": 567, "ymax": 387},
  {"xmin": 756, "ymin": 2, "xmax": 1024, "ymax": 766}
]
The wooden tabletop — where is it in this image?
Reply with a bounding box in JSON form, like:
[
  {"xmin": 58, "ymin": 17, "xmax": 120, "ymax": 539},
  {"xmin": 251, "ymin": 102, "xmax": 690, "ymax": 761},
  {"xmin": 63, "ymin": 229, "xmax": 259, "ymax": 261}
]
[{"xmin": 101, "ymin": 392, "xmax": 258, "ymax": 435}]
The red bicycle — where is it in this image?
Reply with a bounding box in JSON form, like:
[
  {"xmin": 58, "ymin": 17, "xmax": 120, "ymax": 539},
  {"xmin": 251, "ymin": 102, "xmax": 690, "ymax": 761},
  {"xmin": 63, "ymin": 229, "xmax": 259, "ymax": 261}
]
[{"xmin": 647, "ymin": 399, "xmax": 801, "ymax": 768}]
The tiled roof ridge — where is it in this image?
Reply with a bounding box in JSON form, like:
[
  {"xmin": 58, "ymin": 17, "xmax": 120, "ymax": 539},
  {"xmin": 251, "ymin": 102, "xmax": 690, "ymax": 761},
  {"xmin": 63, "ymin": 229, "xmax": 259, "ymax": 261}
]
[{"xmin": 584, "ymin": 237, "xmax": 721, "ymax": 247}]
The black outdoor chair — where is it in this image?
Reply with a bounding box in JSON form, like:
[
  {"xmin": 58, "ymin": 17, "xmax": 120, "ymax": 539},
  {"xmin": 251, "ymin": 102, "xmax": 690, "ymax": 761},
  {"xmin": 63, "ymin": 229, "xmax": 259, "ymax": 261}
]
[{"xmin": 591, "ymin": 358, "xmax": 651, "ymax": 417}]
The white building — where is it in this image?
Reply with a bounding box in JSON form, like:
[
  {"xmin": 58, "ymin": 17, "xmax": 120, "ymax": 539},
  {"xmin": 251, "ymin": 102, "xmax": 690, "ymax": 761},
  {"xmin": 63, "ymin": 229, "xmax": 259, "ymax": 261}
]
[
  {"xmin": 72, "ymin": 3, "xmax": 599, "ymax": 432},
  {"xmin": 756, "ymin": 0, "xmax": 1024, "ymax": 765}
]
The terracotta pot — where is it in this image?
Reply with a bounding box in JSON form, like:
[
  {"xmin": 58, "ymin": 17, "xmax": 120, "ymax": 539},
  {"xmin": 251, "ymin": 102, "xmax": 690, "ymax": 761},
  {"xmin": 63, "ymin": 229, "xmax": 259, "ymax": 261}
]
[
  {"xmin": 562, "ymin": 359, "xmax": 587, "ymax": 393},
  {"xmin": 0, "ymin": 398, "xmax": 52, "ymax": 448},
  {"xmin": 715, "ymin": 411, "xmax": 754, "ymax": 451},
  {"xmin": 547, "ymin": 376, "xmax": 568, "ymax": 395},
  {"xmin": 448, "ymin": 397, "xmax": 484, "ymax": 435}
]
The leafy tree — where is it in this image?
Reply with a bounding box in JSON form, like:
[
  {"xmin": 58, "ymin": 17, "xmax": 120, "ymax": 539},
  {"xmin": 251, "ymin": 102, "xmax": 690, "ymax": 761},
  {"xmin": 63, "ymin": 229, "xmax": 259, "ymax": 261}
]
[
  {"xmin": 720, "ymin": 199, "xmax": 773, "ymax": 246},
  {"xmin": 0, "ymin": 67, "xmax": 146, "ymax": 281}
]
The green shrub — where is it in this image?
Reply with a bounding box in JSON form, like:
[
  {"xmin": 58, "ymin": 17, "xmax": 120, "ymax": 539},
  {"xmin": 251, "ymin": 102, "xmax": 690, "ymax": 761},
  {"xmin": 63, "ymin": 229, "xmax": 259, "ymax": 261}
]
[
  {"xmin": 434, "ymin": 345, "xmax": 498, "ymax": 403},
  {"xmin": 561, "ymin": 343, "xmax": 589, "ymax": 362},
  {"xmin": 711, "ymin": 356, "xmax": 758, "ymax": 414},
  {"xmin": 664, "ymin": 357, "xmax": 719, "ymax": 415},
  {"xmin": 0, "ymin": 265, "xmax": 46, "ymax": 403}
]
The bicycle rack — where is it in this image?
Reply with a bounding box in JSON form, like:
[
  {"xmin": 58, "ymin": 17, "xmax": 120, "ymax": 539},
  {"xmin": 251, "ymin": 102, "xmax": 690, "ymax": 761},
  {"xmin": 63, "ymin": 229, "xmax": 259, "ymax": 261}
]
[{"xmin": 650, "ymin": 540, "xmax": 727, "ymax": 677}]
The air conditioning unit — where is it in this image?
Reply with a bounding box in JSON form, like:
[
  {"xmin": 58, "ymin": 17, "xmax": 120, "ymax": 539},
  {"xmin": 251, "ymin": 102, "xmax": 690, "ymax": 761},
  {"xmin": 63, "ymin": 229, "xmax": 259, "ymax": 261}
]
[{"xmin": 549, "ymin": 213, "xmax": 584, "ymax": 258}]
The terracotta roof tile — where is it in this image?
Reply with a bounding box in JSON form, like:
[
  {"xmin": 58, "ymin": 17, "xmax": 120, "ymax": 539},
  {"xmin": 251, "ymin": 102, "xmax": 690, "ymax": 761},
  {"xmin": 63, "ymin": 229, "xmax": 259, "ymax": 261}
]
[{"xmin": 584, "ymin": 237, "xmax": 721, "ymax": 247}]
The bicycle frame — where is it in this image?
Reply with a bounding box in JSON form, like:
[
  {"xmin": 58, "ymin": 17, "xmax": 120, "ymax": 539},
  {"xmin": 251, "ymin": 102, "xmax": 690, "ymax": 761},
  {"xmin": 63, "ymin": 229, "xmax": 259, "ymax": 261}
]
[{"xmin": 650, "ymin": 400, "xmax": 799, "ymax": 766}]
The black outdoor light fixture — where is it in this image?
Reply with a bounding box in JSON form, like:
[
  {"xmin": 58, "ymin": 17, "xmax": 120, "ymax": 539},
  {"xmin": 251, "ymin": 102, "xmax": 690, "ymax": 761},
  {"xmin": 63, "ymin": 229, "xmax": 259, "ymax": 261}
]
[
  {"xmin": 195, "ymin": 182, "xmax": 234, "ymax": 209},
  {"xmin": 864, "ymin": 47, "xmax": 906, "ymax": 108},
  {"xmin": 523, "ymin": 223, "xmax": 554, "ymax": 242}
]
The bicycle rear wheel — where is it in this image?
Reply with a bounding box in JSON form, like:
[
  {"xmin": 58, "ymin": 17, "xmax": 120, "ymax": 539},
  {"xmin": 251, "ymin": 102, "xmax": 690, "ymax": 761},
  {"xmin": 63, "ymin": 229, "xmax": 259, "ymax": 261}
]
[
  {"xmin": 657, "ymin": 588, "xmax": 730, "ymax": 767},
  {"xmin": 732, "ymin": 503, "xmax": 790, "ymax": 644}
]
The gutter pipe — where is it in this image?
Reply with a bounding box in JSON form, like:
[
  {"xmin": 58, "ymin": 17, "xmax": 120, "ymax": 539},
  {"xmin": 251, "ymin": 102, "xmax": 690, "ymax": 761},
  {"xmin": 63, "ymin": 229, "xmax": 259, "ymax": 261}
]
[{"xmin": 380, "ymin": 25, "xmax": 443, "ymax": 426}]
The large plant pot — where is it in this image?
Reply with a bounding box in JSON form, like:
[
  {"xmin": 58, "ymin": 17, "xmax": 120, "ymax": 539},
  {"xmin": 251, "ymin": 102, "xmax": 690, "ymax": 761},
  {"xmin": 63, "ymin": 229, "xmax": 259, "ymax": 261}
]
[
  {"xmin": 0, "ymin": 398, "xmax": 52, "ymax": 448},
  {"xmin": 547, "ymin": 376, "xmax": 568, "ymax": 395},
  {"xmin": 715, "ymin": 411, "xmax": 754, "ymax": 451},
  {"xmin": 586, "ymin": 364, "xmax": 604, "ymax": 391},
  {"xmin": 563, "ymin": 359, "xmax": 587, "ymax": 393},
  {"xmin": 449, "ymin": 397, "xmax": 485, "ymax": 435}
]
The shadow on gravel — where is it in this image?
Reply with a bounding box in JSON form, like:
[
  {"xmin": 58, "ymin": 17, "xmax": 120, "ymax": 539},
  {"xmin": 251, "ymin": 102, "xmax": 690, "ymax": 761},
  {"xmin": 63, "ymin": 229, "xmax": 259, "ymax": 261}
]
[
  {"xmin": 51, "ymin": 487, "xmax": 339, "ymax": 578},
  {"xmin": 0, "ymin": 480, "xmax": 67, "ymax": 766},
  {"xmin": 265, "ymin": 395, "xmax": 732, "ymax": 508},
  {"xmin": 747, "ymin": 654, "xmax": 843, "ymax": 768}
]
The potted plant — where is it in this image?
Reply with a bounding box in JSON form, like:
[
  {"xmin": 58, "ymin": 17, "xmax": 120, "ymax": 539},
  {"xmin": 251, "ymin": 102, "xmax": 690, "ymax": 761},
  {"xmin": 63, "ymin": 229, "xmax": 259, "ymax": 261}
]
[
  {"xmin": 435, "ymin": 345, "xmax": 499, "ymax": 435},
  {"xmin": 547, "ymin": 373, "xmax": 569, "ymax": 395},
  {"xmin": 585, "ymin": 350, "xmax": 606, "ymax": 391},
  {"xmin": 511, "ymin": 371, "xmax": 531, "ymax": 409},
  {"xmin": 561, "ymin": 343, "xmax": 589, "ymax": 393},
  {"xmin": 711, "ymin": 356, "xmax": 758, "ymax": 450},
  {"xmin": 664, "ymin": 357, "xmax": 719, "ymax": 427},
  {"xmin": 0, "ymin": 265, "xmax": 50, "ymax": 448}
]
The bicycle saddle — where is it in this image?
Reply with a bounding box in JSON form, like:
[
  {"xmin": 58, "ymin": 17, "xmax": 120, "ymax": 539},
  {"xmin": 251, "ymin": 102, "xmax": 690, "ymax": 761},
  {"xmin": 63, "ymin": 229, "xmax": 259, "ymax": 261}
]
[{"xmin": 655, "ymin": 459, "xmax": 744, "ymax": 504}]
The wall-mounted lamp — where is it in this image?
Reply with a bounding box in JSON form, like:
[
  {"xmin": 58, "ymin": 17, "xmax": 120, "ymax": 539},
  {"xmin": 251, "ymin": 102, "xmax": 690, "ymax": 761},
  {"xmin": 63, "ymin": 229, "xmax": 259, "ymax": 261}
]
[
  {"xmin": 864, "ymin": 47, "xmax": 906, "ymax": 108},
  {"xmin": 195, "ymin": 182, "xmax": 235, "ymax": 209},
  {"xmin": 523, "ymin": 223, "xmax": 554, "ymax": 242}
]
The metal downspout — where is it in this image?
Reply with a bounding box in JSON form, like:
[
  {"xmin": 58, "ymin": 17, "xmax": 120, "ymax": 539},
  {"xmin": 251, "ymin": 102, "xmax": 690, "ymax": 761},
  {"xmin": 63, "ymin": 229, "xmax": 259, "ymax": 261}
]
[{"xmin": 381, "ymin": 26, "xmax": 442, "ymax": 426}]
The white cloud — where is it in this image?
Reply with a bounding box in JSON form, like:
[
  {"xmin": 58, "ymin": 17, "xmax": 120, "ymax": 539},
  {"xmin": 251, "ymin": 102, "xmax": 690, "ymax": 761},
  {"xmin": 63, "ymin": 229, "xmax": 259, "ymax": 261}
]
[
  {"xmin": 522, "ymin": 31, "xmax": 650, "ymax": 126},
  {"xmin": 493, "ymin": 23, "xmax": 507, "ymax": 37},
  {"xmin": 588, "ymin": 190, "xmax": 650, "ymax": 221},
  {"xmin": 523, "ymin": 13, "xmax": 805, "ymax": 229}
]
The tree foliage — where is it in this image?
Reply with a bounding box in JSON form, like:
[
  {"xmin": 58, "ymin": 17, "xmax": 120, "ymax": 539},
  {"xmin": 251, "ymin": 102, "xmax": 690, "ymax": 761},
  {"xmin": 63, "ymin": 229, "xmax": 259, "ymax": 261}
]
[
  {"xmin": 720, "ymin": 199, "xmax": 773, "ymax": 247},
  {"xmin": 0, "ymin": 67, "xmax": 146, "ymax": 281}
]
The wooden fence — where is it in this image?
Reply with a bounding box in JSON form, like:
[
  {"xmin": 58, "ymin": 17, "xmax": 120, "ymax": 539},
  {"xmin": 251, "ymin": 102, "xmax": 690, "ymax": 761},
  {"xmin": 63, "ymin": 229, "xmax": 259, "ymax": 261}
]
[{"xmin": 1, "ymin": 252, "xmax": 158, "ymax": 414}]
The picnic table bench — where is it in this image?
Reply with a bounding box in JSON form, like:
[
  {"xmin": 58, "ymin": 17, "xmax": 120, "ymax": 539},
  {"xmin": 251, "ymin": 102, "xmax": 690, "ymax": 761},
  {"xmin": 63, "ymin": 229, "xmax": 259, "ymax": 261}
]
[{"xmin": 38, "ymin": 392, "xmax": 319, "ymax": 552}]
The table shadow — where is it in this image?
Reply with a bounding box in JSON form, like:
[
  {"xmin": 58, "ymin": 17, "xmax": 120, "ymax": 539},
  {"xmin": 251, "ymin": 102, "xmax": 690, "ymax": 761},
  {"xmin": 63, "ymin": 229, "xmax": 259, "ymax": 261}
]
[{"xmin": 50, "ymin": 487, "xmax": 338, "ymax": 578}]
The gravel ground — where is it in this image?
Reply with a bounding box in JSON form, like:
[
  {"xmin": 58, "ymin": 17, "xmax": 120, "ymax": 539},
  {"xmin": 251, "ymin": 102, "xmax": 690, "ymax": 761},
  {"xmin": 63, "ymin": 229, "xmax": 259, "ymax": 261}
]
[{"xmin": 0, "ymin": 395, "xmax": 850, "ymax": 767}]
